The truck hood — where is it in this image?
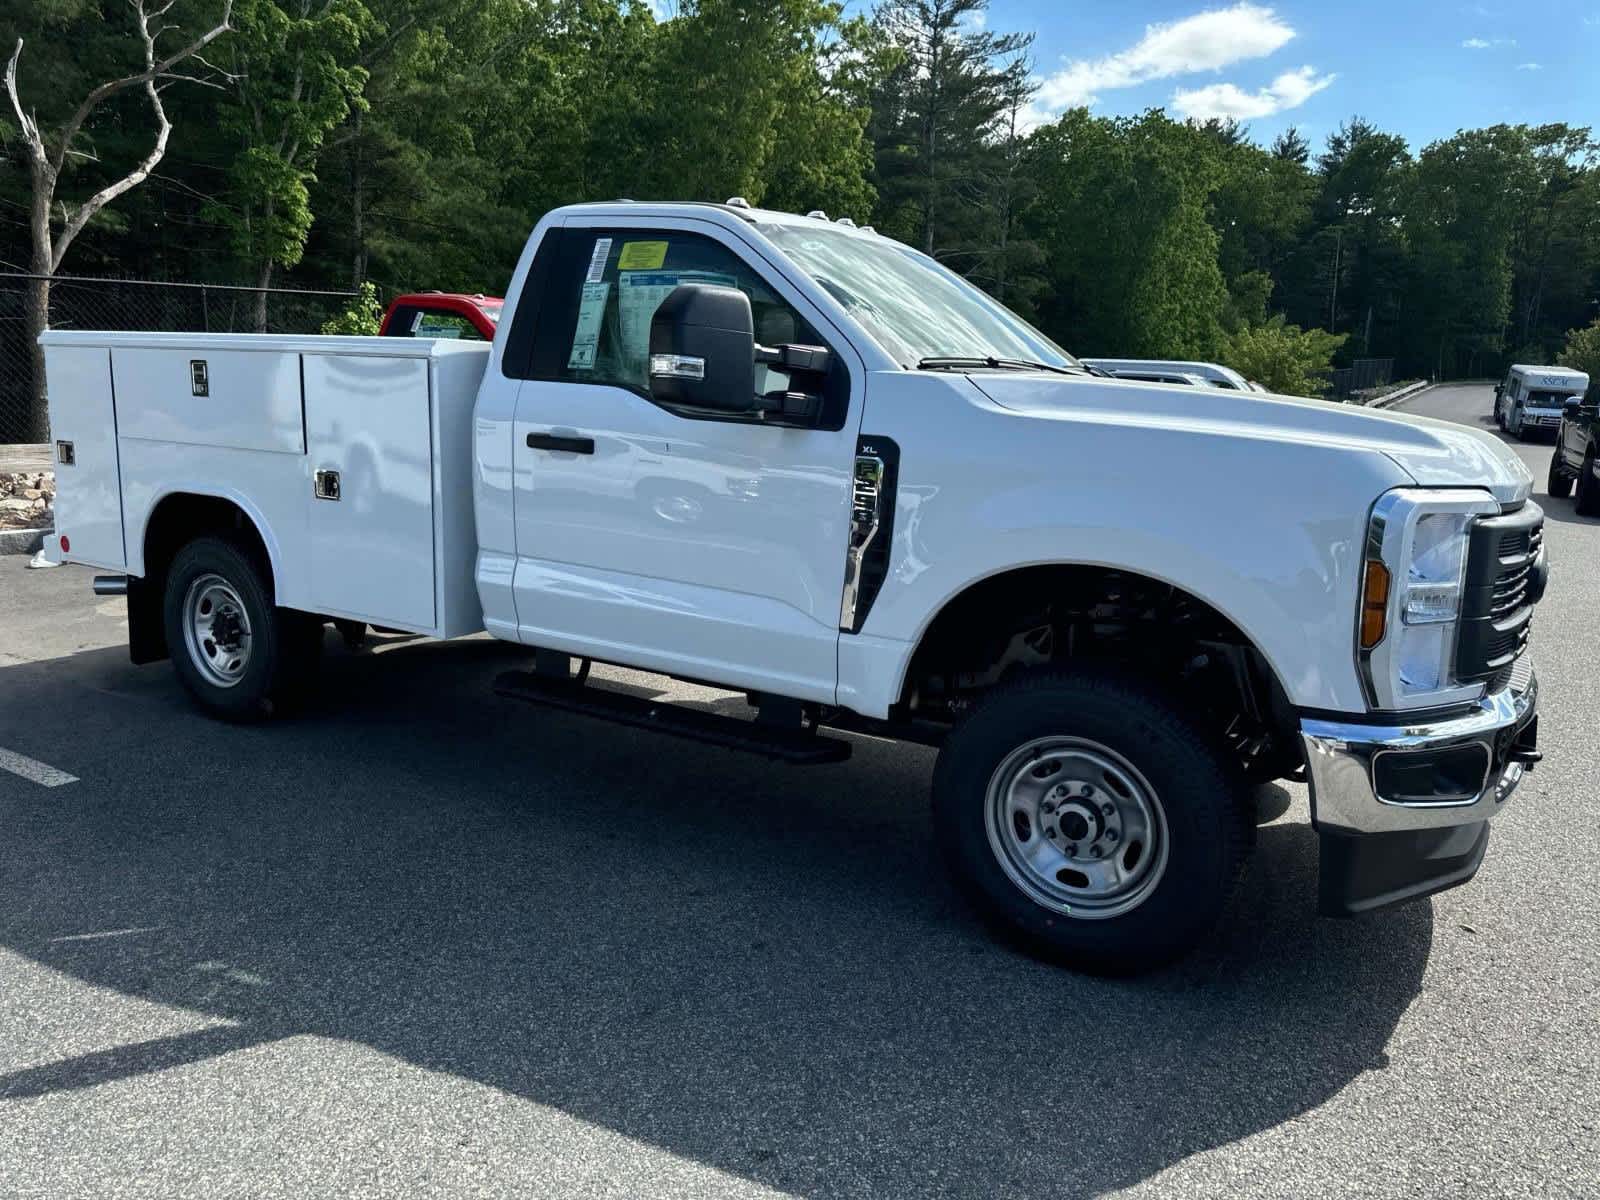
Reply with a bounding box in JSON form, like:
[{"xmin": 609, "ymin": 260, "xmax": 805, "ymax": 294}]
[{"xmin": 969, "ymin": 376, "xmax": 1534, "ymax": 506}]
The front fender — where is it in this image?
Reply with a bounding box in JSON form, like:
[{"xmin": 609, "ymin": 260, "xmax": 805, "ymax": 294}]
[{"xmin": 837, "ymin": 374, "xmax": 1413, "ymax": 719}]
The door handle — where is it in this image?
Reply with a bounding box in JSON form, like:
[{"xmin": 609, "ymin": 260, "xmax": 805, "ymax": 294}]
[{"xmin": 527, "ymin": 432, "xmax": 595, "ymax": 454}]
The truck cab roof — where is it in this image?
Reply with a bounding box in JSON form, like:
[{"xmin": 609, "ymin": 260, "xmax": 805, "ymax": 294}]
[{"xmin": 546, "ymin": 199, "xmax": 889, "ymax": 239}]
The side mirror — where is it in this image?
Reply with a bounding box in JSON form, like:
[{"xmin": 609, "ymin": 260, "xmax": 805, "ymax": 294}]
[{"xmin": 648, "ymin": 284, "xmax": 756, "ymax": 414}]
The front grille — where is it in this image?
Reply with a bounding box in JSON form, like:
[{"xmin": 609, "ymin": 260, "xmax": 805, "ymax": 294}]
[{"xmin": 1456, "ymin": 504, "xmax": 1543, "ymax": 686}]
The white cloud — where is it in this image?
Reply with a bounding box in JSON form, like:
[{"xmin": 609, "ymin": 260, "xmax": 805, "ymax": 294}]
[
  {"xmin": 1034, "ymin": 3, "xmax": 1297, "ymax": 111},
  {"xmin": 1516, "ymin": 61, "xmax": 1542, "ymax": 69},
  {"xmin": 1462, "ymin": 37, "xmax": 1491, "ymax": 48},
  {"xmin": 1171, "ymin": 65, "xmax": 1337, "ymax": 120}
]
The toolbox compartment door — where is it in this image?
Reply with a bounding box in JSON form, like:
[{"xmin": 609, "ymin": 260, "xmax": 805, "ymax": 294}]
[
  {"xmin": 42, "ymin": 343, "xmax": 126, "ymax": 570},
  {"xmin": 302, "ymin": 353, "xmax": 437, "ymax": 633}
]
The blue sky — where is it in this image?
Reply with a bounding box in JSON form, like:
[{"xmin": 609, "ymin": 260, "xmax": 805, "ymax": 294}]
[{"xmin": 980, "ymin": 1, "xmax": 1600, "ymax": 150}]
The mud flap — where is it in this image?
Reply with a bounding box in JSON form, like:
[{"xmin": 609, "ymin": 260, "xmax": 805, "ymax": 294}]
[
  {"xmin": 1318, "ymin": 820, "xmax": 1490, "ymax": 917},
  {"xmin": 127, "ymin": 575, "xmax": 169, "ymax": 665}
]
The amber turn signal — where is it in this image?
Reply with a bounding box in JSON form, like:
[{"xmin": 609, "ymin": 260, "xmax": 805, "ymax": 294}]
[{"xmin": 1360, "ymin": 559, "xmax": 1390, "ymax": 649}]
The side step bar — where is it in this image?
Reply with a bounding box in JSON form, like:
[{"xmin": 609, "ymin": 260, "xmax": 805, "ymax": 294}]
[{"xmin": 493, "ymin": 670, "xmax": 852, "ymax": 765}]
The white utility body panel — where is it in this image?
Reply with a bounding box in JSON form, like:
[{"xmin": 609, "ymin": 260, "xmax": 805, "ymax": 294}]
[{"xmin": 40, "ymin": 331, "xmax": 488, "ymax": 639}]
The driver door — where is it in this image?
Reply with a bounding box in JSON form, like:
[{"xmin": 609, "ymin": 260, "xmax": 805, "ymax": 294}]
[{"xmin": 507, "ymin": 218, "xmax": 864, "ymax": 703}]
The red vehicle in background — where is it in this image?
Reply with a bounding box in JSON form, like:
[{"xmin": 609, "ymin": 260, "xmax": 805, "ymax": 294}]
[{"xmin": 378, "ymin": 292, "xmax": 503, "ymax": 341}]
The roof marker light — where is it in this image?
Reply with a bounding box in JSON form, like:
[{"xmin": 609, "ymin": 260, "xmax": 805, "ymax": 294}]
[
  {"xmin": 725, "ymin": 196, "xmax": 752, "ymax": 209},
  {"xmin": 806, "ymin": 209, "xmax": 828, "ymax": 220},
  {"xmin": 835, "ymin": 217, "xmax": 857, "ymax": 228}
]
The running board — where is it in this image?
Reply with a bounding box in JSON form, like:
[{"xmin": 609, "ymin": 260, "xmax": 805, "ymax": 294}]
[{"xmin": 493, "ymin": 670, "xmax": 852, "ymax": 765}]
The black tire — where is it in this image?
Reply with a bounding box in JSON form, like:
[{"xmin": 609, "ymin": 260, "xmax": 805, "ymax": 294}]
[
  {"xmin": 1547, "ymin": 449, "xmax": 1573, "ymax": 499},
  {"xmin": 162, "ymin": 536, "xmax": 321, "ymax": 721},
  {"xmin": 1576, "ymin": 447, "xmax": 1600, "ymax": 516},
  {"xmin": 932, "ymin": 667, "xmax": 1251, "ymax": 974}
]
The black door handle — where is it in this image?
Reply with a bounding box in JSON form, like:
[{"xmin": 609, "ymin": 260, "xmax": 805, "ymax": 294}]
[{"xmin": 527, "ymin": 432, "xmax": 595, "ymax": 454}]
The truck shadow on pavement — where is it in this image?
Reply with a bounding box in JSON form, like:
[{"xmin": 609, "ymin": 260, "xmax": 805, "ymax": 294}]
[{"xmin": 0, "ymin": 636, "xmax": 1433, "ymax": 1198}]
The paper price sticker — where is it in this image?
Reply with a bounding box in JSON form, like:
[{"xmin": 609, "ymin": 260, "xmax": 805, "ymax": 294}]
[
  {"xmin": 618, "ymin": 241, "xmax": 669, "ymax": 271},
  {"xmin": 567, "ymin": 281, "xmax": 610, "ymax": 370}
]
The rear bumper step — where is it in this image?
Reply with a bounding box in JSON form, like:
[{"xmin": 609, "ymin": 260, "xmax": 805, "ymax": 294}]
[{"xmin": 493, "ymin": 670, "xmax": 852, "ymax": 765}]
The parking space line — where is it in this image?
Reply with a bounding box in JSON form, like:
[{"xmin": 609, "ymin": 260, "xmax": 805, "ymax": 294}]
[{"xmin": 0, "ymin": 747, "xmax": 79, "ymax": 788}]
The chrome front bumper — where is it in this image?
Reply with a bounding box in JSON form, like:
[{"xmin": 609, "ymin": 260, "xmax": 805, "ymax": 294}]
[{"xmin": 1300, "ymin": 665, "xmax": 1539, "ymax": 837}]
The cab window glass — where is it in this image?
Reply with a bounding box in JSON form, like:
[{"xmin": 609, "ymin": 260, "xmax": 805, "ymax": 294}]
[
  {"xmin": 549, "ymin": 230, "xmax": 823, "ymax": 396},
  {"xmin": 413, "ymin": 310, "xmax": 486, "ymax": 340},
  {"xmin": 390, "ymin": 306, "xmax": 488, "ymax": 341}
]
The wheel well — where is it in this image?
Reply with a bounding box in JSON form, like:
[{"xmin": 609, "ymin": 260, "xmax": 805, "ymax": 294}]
[
  {"xmin": 897, "ymin": 565, "xmax": 1301, "ymax": 776},
  {"xmin": 129, "ymin": 494, "xmax": 273, "ymax": 665}
]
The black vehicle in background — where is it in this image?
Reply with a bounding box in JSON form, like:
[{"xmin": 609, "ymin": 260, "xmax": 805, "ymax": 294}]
[{"xmin": 1547, "ymin": 389, "xmax": 1600, "ymax": 514}]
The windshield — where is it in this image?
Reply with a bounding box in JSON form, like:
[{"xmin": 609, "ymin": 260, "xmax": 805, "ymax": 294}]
[
  {"xmin": 759, "ymin": 223, "xmax": 1077, "ymax": 370},
  {"xmin": 1526, "ymin": 389, "xmax": 1577, "ymax": 408}
]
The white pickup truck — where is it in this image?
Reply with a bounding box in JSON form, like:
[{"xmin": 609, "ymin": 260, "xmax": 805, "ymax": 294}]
[{"xmin": 41, "ymin": 201, "xmax": 1547, "ymax": 972}]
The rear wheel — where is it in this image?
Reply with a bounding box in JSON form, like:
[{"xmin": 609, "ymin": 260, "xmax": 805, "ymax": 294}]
[
  {"xmin": 163, "ymin": 536, "xmax": 321, "ymax": 720},
  {"xmin": 1576, "ymin": 446, "xmax": 1600, "ymax": 516},
  {"xmin": 1548, "ymin": 449, "xmax": 1573, "ymax": 499},
  {"xmin": 932, "ymin": 667, "xmax": 1251, "ymax": 974}
]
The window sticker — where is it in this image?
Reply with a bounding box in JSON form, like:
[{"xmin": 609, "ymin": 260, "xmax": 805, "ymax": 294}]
[
  {"xmin": 617, "ymin": 270, "xmax": 736, "ymax": 378},
  {"xmin": 567, "ymin": 281, "xmax": 611, "ymax": 370},
  {"xmin": 584, "ymin": 237, "xmax": 613, "ymax": 285},
  {"xmin": 617, "ymin": 241, "xmax": 669, "ymax": 271}
]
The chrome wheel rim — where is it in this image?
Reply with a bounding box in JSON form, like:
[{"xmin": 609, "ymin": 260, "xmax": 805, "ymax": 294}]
[
  {"xmin": 984, "ymin": 736, "xmax": 1169, "ymax": 920},
  {"xmin": 182, "ymin": 574, "xmax": 253, "ymax": 688}
]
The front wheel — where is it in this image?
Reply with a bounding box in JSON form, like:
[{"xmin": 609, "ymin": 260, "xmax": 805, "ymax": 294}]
[
  {"xmin": 1509, "ymin": 406, "xmax": 1525, "ymax": 440},
  {"xmin": 163, "ymin": 536, "xmax": 321, "ymax": 721},
  {"xmin": 1548, "ymin": 449, "xmax": 1573, "ymax": 499},
  {"xmin": 932, "ymin": 668, "xmax": 1251, "ymax": 974}
]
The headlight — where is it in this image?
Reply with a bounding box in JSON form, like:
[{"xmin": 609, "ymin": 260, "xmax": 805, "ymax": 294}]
[{"xmin": 1359, "ymin": 489, "xmax": 1499, "ymax": 710}]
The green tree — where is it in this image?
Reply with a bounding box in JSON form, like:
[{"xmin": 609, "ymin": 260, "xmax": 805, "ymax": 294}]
[
  {"xmin": 319, "ymin": 278, "xmax": 381, "ymax": 332},
  {"xmin": 1026, "ymin": 110, "xmax": 1230, "ymax": 359},
  {"xmin": 1223, "ymin": 315, "xmax": 1347, "ymax": 397},
  {"xmin": 1405, "ymin": 127, "xmax": 1526, "ymax": 377},
  {"xmin": 1311, "ymin": 117, "xmax": 1412, "ymax": 358},
  {"xmin": 2, "ymin": 0, "xmax": 233, "ymax": 437},
  {"xmin": 1270, "ymin": 126, "xmax": 1310, "ymax": 166},
  {"xmin": 1505, "ymin": 124, "xmax": 1599, "ymax": 363},
  {"xmin": 208, "ymin": 0, "xmax": 376, "ymax": 328},
  {"xmin": 869, "ymin": 0, "xmax": 1031, "ymax": 257},
  {"xmin": 1558, "ymin": 318, "xmax": 1600, "ymax": 397},
  {"xmin": 641, "ymin": 0, "xmax": 873, "ymax": 215}
]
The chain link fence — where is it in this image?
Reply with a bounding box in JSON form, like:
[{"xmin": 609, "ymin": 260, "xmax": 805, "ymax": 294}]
[{"xmin": 1, "ymin": 273, "xmax": 358, "ymax": 444}]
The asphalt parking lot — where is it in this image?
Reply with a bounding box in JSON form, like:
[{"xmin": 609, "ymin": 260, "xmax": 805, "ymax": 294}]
[{"xmin": 1, "ymin": 381, "xmax": 1596, "ymax": 1199}]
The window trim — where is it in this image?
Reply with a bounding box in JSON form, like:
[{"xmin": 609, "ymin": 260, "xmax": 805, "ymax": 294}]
[
  {"xmin": 500, "ymin": 227, "xmax": 565, "ymax": 381},
  {"xmin": 521, "ymin": 218, "xmax": 854, "ymax": 432}
]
